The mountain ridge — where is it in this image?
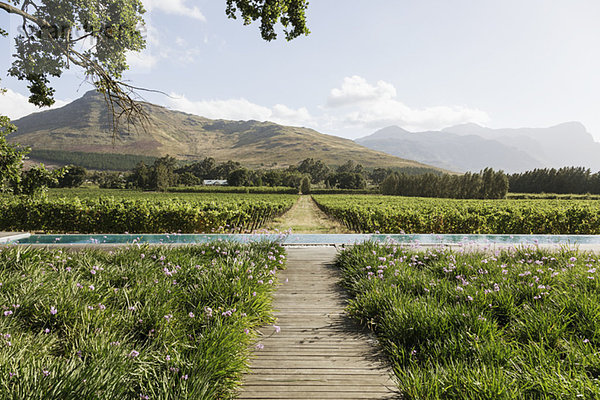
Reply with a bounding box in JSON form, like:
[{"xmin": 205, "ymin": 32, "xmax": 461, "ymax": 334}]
[
  {"xmin": 357, "ymin": 122, "xmax": 600, "ymax": 173},
  {"xmin": 8, "ymin": 91, "xmax": 443, "ymax": 171}
]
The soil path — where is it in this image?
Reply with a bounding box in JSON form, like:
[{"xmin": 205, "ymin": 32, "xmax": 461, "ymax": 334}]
[
  {"xmin": 238, "ymin": 247, "xmax": 397, "ymax": 399},
  {"xmin": 266, "ymin": 196, "xmax": 351, "ymax": 234}
]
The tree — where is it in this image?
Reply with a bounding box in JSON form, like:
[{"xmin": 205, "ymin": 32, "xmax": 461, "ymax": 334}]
[
  {"xmin": 175, "ymin": 157, "xmax": 218, "ymax": 180},
  {"xmin": 0, "ymin": 0, "xmax": 147, "ymax": 133},
  {"xmin": 0, "ymin": 114, "xmax": 28, "ymax": 192},
  {"xmin": 380, "ymin": 173, "xmax": 399, "ymax": 195},
  {"xmin": 150, "ymin": 155, "xmax": 178, "ymax": 191},
  {"xmin": 297, "ymin": 158, "xmax": 330, "ymax": 184},
  {"xmin": 0, "ymin": 0, "xmax": 310, "ymax": 132},
  {"xmin": 56, "ymin": 164, "xmax": 87, "ymax": 188},
  {"xmin": 226, "ymin": 0, "xmax": 310, "ymax": 41},
  {"xmin": 492, "ymin": 170, "xmax": 509, "ymax": 199},
  {"xmin": 299, "ymin": 176, "xmax": 310, "ymax": 194},
  {"xmin": 262, "ymin": 169, "xmax": 284, "ymax": 186},
  {"xmin": 99, "ymin": 171, "xmax": 127, "ymax": 189},
  {"xmin": 336, "ymin": 160, "xmax": 364, "ymax": 175},
  {"xmin": 228, "ymin": 168, "xmax": 250, "ymax": 186},
  {"xmin": 282, "ymin": 170, "xmax": 306, "ymax": 189},
  {"xmin": 178, "ymin": 171, "xmax": 201, "ymax": 186},
  {"xmin": 130, "ymin": 161, "xmax": 151, "ymax": 189},
  {"xmin": 17, "ymin": 164, "xmax": 63, "ymax": 197},
  {"xmin": 331, "ymin": 172, "xmax": 366, "ymax": 190},
  {"xmin": 370, "ymin": 168, "xmax": 390, "ymax": 186}
]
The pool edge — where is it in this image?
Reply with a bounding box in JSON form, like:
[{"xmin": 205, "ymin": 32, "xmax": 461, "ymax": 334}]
[{"xmin": 0, "ymin": 232, "xmax": 31, "ymax": 244}]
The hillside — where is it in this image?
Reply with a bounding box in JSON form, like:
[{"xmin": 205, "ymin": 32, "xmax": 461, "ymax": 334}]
[
  {"xmin": 443, "ymin": 122, "xmax": 600, "ymax": 171},
  {"xmin": 8, "ymin": 91, "xmax": 441, "ymax": 171},
  {"xmin": 357, "ymin": 123, "xmax": 600, "ymax": 173},
  {"xmin": 357, "ymin": 126, "xmax": 541, "ymax": 173}
]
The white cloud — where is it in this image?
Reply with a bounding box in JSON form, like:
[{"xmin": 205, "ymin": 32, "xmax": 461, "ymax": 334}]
[
  {"xmin": 0, "ymin": 89, "xmax": 69, "ymax": 120},
  {"xmin": 126, "ymin": 50, "xmax": 159, "ymax": 71},
  {"xmin": 167, "ymin": 94, "xmax": 314, "ymax": 127},
  {"xmin": 327, "ymin": 75, "xmax": 396, "ymax": 107},
  {"xmin": 271, "ymin": 104, "xmax": 312, "ymax": 127},
  {"xmin": 326, "ymin": 76, "xmax": 489, "ymax": 132},
  {"xmin": 162, "ymin": 76, "xmax": 488, "ymax": 138},
  {"xmin": 142, "ymin": 0, "xmax": 206, "ymax": 21},
  {"xmin": 168, "ymin": 94, "xmax": 272, "ymax": 121}
]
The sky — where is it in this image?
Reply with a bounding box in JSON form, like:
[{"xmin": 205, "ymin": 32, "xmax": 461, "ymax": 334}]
[{"xmin": 1, "ymin": 0, "xmax": 600, "ymax": 140}]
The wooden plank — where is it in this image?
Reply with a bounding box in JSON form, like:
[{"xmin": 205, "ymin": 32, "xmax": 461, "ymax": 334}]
[
  {"xmin": 241, "ymin": 384, "xmax": 392, "ymax": 391},
  {"xmin": 256, "ymin": 350, "xmax": 381, "ymax": 356},
  {"xmin": 240, "ymin": 247, "xmax": 396, "ymax": 399},
  {"xmin": 239, "ymin": 392, "xmax": 398, "ymax": 399},
  {"xmin": 244, "ymin": 376, "xmax": 394, "ymax": 384},
  {"xmin": 248, "ymin": 368, "xmax": 387, "ymax": 374}
]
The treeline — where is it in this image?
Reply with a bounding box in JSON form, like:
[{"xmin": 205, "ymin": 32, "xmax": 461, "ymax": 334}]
[
  {"xmin": 27, "ymin": 148, "xmax": 448, "ymax": 192},
  {"xmin": 128, "ymin": 156, "xmax": 315, "ymax": 191},
  {"xmin": 381, "ymin": 168, "xmax": 509, "ymax": 199},
  {"xmin": 37, "ymin": 156, "xmax": 510, "ymax": 200},
  {"xmin": 127, "ymin": 157, "xmax": 382, "ymax": 191},
  {"xmin": 509, "ymin": 167, "xmax": 600, "ymax": 194},
  {"xmin": 29, "ymin": 149, "xmax": 158, "ymax": 171},
  {"xmin": 28, "ymin": 157, "xmax": 377, "ymax": 191}
]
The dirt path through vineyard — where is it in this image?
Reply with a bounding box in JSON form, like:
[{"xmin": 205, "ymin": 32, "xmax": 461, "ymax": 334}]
[{"xmin": 266, "ymin": 196, "xmax": 352, "ymax": 234}]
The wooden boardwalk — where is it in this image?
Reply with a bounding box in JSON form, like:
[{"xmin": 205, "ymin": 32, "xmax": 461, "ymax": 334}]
[{"xmin": 239, "ymin": 246, "xmax": 397, "ymax": 399}]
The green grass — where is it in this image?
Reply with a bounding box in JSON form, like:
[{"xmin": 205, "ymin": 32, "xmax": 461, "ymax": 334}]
[
  {"xmin": 0, "ymin": 242, "xmax": 286, "ymax": 399},
  {"xmin": 336, "ymin": 242, "xmax": 600, "ymax": 399}
]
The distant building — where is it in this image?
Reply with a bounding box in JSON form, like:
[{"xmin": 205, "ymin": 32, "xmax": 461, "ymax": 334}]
[{"xmin": 203, "ymin": 180, "xmax": 228, "ymax": 186}]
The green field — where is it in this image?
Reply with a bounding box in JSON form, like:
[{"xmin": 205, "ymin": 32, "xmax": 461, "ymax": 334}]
[
  {"xmin": 0, "ymin": 189, "xmax": 297, "ymax": 233},
  {"xmin": 336, "ymin": 242, "xmax": 600, "ymax": 399},
  {"xmin": 0, "ymin": 242, "xmax": 285, "ymax": 399},
  {"xmin": 313, "ymin": 194, "xmax": 600, "ymax": 234}
]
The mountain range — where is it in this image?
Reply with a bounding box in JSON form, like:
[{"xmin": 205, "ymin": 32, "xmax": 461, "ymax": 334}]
[
  {"xmin": 8, "ymin": 91, "xmax": 440, "ymax": 171},
  {"xmin": 10, "ymin": 90, "xmax": 597, "ymax": 174},
  {"xmin": 356, "ymin": 122, "xmax": 600, "ymax": 173}
]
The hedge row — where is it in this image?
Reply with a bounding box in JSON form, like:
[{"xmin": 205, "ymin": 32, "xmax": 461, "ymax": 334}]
[{"xmin": 0, "ymin": 196, "xmax": 296, "ymax": 233}]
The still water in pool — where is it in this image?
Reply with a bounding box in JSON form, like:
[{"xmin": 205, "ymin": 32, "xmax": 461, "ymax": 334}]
[{"xmin": 9, "ymin": 233, "xmax": 600, "ymax": 245}]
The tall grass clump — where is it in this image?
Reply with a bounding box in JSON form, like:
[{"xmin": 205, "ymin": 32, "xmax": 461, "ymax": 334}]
[
  {"xmin": 336, "ymin": 242, "xmax": 600, "ymax": 399},
  {"xmin": 0, "ymin": 242, "xmax": 285, "ymax": 399}
]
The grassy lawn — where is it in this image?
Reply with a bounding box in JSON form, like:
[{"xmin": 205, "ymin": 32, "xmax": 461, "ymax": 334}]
[
  {"xmin": 0, "ymin": 242, "xmax": 285, "ymax": 399},
  {"xmin": 266, "ymin": 196, "xmax": 351, "ymax": 233},
  {"xmin": 336, "ymin": 242, "xmax": 600, "ymax": 399}
]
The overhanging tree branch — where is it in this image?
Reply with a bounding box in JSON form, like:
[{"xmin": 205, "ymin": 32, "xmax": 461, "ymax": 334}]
[
  {"xmin": 0, "ymin": 0, "xmax": 148, "ymax": 140},
  {"xmin": 1, "ymin": 0, "xmax": 310, "ymax": 144},
  {"xmin": 0, "ymin": 1, "xmax": 48, "ymax": 27}
]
